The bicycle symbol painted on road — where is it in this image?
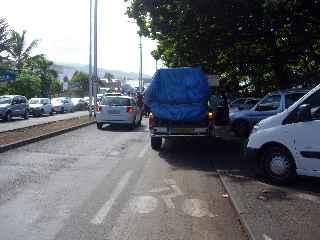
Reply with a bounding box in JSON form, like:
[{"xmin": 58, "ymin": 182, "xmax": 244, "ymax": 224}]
[{"xmin": 129, "ymin": 179, "xmax": 217, "ymax": 218}]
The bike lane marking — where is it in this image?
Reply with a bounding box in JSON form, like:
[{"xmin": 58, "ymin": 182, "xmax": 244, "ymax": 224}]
[
  {"xmin": 90, "ymin": 170, "xmax": 133, "ymax": 225},
  {"xmin": 128, "ymin": 178, "xmax": 217, "ymax": 218}
]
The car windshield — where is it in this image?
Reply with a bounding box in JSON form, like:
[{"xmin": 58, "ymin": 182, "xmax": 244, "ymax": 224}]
[
  {"xmin": 52, "ymin": 99, "xmax": 63, "ymax": 103},
  {"xmin": 255, "ymin": 95, "xmax": 281, "ymax": 111},
  {"xmin": 285, "ymin": 93, "xmax": 305, "ymax": 109},
  {"xmin": 231, "ymin": 99, "xmax": 246, "ymax": 105},
  {"xmin": 0, "ymin": 97, "xmax": 12, "ymax": 104},
  {"xmin": 29, "ymin": 99, "xmax": 40, "ymax": 104},
  {"xmin": 101, "ymin": 97, "xmax": 130, "ymax": 106}
]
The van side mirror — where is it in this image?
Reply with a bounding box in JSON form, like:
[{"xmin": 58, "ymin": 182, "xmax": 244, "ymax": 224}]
[{"xmin": 296, "ymin": 104, "xmax": 312, "ymax": 122}]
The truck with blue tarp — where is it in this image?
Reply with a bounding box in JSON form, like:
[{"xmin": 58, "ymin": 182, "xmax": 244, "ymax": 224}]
[{"xmin": 145, "ymin": 67, "xmax": 215, "ymax": 150}]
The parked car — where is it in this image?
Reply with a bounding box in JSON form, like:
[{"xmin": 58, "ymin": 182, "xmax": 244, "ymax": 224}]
[
  {"xmin": 229, "ymin": 89, "xmax": 308, "ymax": 137},
  {"xmin": 29, "ymin": 98, "xmax": 53, "ymax": 116},
  {"xmin": 246, "ymin": 84, "xmax": 320, "ymax": 184},
  {"xmin": 51, "ymin": 97, "xmax": 74, "ymax": 113},
  {"xmin": 0, "ymin": 95, "xmax": 29, "ymax": 121},
  {"xmin": 71, "ymin": 98, "xmax": 87, "ymax": 111},
  {"xmin": 96, "ymin": 96, "xmax": 143, "ymax": 129},
  {"xmin": 229, "ymin": 98, "xmax": 260, "ymax": 112}
]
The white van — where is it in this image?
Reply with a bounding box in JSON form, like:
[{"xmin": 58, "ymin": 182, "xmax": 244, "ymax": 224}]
[{"xmin": 247, "ymin": 84, "xmax": 320, "ymax": 184}]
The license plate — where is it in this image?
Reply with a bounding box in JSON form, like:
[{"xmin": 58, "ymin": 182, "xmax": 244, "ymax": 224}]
[
  {"xmin": 108, "ymin": 110, "xmax": 120, "ymax": 115},
  {"xmin": 174, "ymin": 128, "xmax": 193, "ymax": 134}
]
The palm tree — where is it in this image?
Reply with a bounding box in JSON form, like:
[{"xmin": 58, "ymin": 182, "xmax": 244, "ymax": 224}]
[
  {"xmin": 0, "ymin": 18, "xmax": 10, "ymax": 65},
  {"xmin": 8, "ymin": 30, "xmax": 38, "ymax": 71}
]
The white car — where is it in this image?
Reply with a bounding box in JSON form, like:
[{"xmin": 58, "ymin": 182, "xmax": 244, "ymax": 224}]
[
  {"xmin": 51, "ymin": 97, "xmax": 74, "ymax": 113},
  {"xmin": 96, "ymin": 96, "xmax": 143, "ymax": 129},
  {"xmin": 247, "ymin": 84, "xmax": 320, "ymax": 184},
  {"xmin": 29, "ymin": 98, "xmax": 53, "ymax": 116}
]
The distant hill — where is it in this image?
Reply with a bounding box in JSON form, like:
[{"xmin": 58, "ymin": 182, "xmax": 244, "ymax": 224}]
[{"xmin": 52, "ymin": 62, "xmax": 152, "ymax": 82}]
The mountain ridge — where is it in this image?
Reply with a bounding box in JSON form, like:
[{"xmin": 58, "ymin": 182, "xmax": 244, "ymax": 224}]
[{"xmin": 52, "ymin": 62, "xmax": 152, "ymax": 81}]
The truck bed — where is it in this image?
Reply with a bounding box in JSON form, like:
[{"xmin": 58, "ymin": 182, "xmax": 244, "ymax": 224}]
[{"xmin": 150, "ymin": 117, "xmax": 212, "ymax": 137}]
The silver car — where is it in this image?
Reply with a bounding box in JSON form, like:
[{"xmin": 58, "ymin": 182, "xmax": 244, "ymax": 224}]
[
  {"xmin": 51, "ymin": 97, "xmax": 74, "ymax": 113},
  {"xmin": 96, "ymin": 96, "xmax": 143, "ymax": 129},
  {"xmin": 29, "ymin": 98, "xmax": 53, "ymax": 116}
]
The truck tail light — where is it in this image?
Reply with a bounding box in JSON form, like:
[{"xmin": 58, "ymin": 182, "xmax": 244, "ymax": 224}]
[
  {"xmin": 208, "ymin": 111, "xmax": 214, "ymax": 120},
  {"xmin": 96, "ymin": 105, "xmax": 102, "ymax": 112},
  {"xmin": 127, "ymin": 106, "xmax": 134, "ymax": 113},
  {"xmin": 149, "ymin": 112, "xmax": 155, "ymax": 127},
  {"xmin": 208, "ymin": 111, "xmax": 214, "ymax": 126}
]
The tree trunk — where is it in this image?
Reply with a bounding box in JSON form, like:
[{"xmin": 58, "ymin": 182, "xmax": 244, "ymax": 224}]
[{"xmin": 274, "ymin": 61, "xmax": 289, "ymax": 90}]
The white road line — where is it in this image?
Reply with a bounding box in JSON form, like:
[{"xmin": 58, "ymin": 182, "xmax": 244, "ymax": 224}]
[
  {"xmin": 138, "ymin": 144, "xmax": 149, "ymax": 159},
  {"xmin": 263, "ymin": 233, "xmax": 273, "ymax": 240},
  {"xmin": 90, "ymin": 170, "xmax": 133, "ymax": 225}
]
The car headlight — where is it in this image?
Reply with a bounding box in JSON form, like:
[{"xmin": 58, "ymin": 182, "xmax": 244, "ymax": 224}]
[{"xmin": 251, "ymin": 124, "xmax": 260, "ymax": 134}]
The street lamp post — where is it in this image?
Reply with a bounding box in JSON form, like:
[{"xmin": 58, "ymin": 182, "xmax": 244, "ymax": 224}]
[
  {"xmin": 128, "ymin": 21, "xmax": 144, "ymax": 93},
  {"xmin": 93, "ymin": 0, "xmax": 98, "ymax": 116},
  {"xmin": 88, "ymin": 0, "xmax": 93, "ymax": 117},
  {"xmin": 139, "ymin": 34, "xmax": 143, "ymax": 92}
]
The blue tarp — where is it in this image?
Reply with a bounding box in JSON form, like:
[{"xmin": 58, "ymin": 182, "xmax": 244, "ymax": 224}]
[{"xmin": 145, "ymin": 67, "xmax": 209, "ymax": 122}]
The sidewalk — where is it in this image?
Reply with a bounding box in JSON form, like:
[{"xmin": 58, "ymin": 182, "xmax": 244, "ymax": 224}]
[{"xmin": 213, "ymin": 139, "xmax": 320, "ymax": 240}]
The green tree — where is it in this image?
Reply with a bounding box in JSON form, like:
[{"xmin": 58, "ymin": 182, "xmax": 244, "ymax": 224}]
[
  {"xmin": 0, "ymin": 18, "xmax": 11, "ymax": 65},
  {"xmin": 8, "ymin": 30, "xmax": 39, "ymax": 72},
  {"xmin": 8, "ymin": 70, "xmax": 41, "ymax": 98},
  {"xmin": 103, "ymin": 72, "xmax": 114, "ymax": 80},
  {"xmin": 70, "ymin": 71, "xmax": 89, "ymax": 96},
  {"xmin": 27, "ymin": 54, "xmax": 59, "ymax": 97},
  {"xmin": 51, "ymin": 79, "xmax": 63, "ymax": 96},
  {"xmin": 126, "ymin": 0, "xmax": 320, "ymax": 91}
]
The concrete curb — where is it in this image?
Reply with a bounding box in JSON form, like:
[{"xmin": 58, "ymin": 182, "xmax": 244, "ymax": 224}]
[
  {"xmin": 0, "ymin": 121, "xmax": 95, "ymax": 153},
  {"xmin": 218, "ymin": 173, "xmax": 257, "ymax": 240},
  {"xmin": 0, "ymin": 114, "xmax": 89, "ymax": 134}
]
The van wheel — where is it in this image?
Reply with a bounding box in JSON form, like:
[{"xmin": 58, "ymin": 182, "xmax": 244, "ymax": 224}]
[
  {"xmin": 151, "ymin": 137, "xmax": 162, "ymax": 150},
  {"xmin": 60, "ymin": 107, "xmax": 64, "ymax": 114},
  {"xmin": 97, "ymin": 122, "xmax": 103, "ymax": 130},
  {"xmin": 233, "ymin": 120, "xmax": 250, "ymax": 138},
  {"xmin": 23, "ymin": 110, "xmax": 29, "ymax": 119},
  {"xmin": 262, "ymin": 145, "xmax": 296, "ymax": 184}
]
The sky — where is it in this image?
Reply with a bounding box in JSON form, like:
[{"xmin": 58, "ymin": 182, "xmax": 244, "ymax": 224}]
[{"xmin": 0, "ymin": 0, "xmax": 160, "ymax": 76}]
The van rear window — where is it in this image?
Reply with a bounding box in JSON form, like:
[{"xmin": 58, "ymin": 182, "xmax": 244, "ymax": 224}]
[{"xmin": 101, "ymin": 97, "xmax": 130, "ymax": 106}]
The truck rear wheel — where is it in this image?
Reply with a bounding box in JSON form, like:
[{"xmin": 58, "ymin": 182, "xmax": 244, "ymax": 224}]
[{"xmin": 151, "ymin": 137, "xmax": 162, "ymax": 150}]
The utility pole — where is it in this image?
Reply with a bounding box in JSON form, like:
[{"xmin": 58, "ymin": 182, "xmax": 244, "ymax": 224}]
[
  {"xmin": 93, "ymin": 0, "xmax": 98, "ymax": 116},
  {"xmin": 88, "ymin": 0, "xmax": 93, "ymax": 117},
  {"xmin": 139, "ymin": 34, "xmax": 143, "ymax": 92}
]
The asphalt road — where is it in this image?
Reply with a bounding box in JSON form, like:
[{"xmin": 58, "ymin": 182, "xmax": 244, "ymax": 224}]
[
  {"xmin": 0, "ymin": 120, "xmax": 247, "ymax": 240},
  {"xmin": 0, "ymin": 111, "xmax": 89, "ymax": 133}
]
